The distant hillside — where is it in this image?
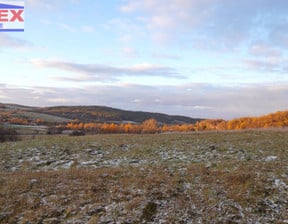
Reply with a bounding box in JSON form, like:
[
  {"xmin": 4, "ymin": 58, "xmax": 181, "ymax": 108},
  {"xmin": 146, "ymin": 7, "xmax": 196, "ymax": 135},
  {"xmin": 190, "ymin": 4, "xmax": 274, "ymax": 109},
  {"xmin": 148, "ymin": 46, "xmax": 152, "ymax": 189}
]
[
  {"xmin": 35, "ymin": 106, "xmax": 201, "ymax": 124},
  {"xmin": 0, "ymin": 103, "xmax": 72, "ymax": 124},
  {"xmin": 0, "ymin": 103, "xmax": 201, "ymax": 125}
]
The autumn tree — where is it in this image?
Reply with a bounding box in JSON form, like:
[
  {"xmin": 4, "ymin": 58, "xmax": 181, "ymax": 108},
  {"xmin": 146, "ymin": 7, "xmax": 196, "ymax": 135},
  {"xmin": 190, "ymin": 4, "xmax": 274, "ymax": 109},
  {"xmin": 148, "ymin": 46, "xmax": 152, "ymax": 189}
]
[
  {"xmin": 9, "ymin": 117, "xmax": 29, "ymax": 125},
  {"xmin": 142, "ymin": 119, "xmax": 158, "ymax": 133}
]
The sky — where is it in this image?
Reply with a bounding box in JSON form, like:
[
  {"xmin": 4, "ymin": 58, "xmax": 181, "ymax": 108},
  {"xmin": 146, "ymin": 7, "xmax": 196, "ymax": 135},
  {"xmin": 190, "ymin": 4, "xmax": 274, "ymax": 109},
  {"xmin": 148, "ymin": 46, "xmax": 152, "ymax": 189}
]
[{"xmin": 1, "ymin": 0, "xmax": 288, "ymax": 119}]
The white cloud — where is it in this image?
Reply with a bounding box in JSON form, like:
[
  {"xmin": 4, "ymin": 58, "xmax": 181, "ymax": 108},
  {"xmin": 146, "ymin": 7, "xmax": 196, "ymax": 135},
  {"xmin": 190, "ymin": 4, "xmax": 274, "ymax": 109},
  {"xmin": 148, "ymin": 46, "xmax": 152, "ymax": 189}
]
[
  {"xmin": 244, "ymin": 57, "xmax": 285, "ymax": 73},
  {"xmin": 26, "ymin": 0, "xmax": 78, "ymax": 9},
  {"xmin": 249, "ymin": 43, "xmax": 282, "ymax": 58},
  {"xmin": 119, "ymin": 34, "xmax": 133, "ymax": 43},
  {"xmin": 121, "ymin": 0, "xmax": 212, "ymax": 43},
  {"xmin": 152, "ymin": 53, "xmax": 180, "ymax": 60},
  {"xmin": 81, "ymin": 25, "xmax": 95, "ymax": 33},
  {"xmin": 1, "ymin": 82, "xmax": 288, "ymax": 119},
  {"xmin": 59, "ymin": 23, "xmax": 76, "ymax": 33},
  {"xmin": 0, "ymin": 34, "xmax": 32, "ymax": 49},
  {"xmin": 122, "ymin": 47, "xmax": 139, "ymax": 58},
  {"xmin": 30, "ymin": 59, "xmax": 184, "ymax": 81},
  {"xmin": 47, "ymin": 98, "xmax": 70, "ymax": 103},
  {"xmin": 269, "ymin": 22, "xmax": 288, "ymax": 48},
  {"xmin": 119, "ymin": 0, "xmax": 288, "ymax": 51},
  {"xmin": 26, "ymin": 0, "xmax": 58, "ymax": 9},
  {"xmin": 103, "ymin": 18, "xmax": 141, "ymax": 33}
]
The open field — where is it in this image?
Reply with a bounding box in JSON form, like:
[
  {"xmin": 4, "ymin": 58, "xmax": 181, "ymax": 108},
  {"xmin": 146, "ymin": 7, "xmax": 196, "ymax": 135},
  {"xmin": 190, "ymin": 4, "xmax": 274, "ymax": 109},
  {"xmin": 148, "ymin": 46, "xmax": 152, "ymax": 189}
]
[{"xmin": 0, "ymin": 130, "xmax": 288, "ymax": 223}]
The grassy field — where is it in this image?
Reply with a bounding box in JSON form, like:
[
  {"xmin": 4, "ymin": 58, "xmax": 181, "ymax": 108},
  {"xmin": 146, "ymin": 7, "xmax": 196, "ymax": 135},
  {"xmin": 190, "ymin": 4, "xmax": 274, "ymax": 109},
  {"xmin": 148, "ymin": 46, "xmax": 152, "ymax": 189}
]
[{"xmin": 0, "ymin": 130, "xmax": 287, "ymax": 223}]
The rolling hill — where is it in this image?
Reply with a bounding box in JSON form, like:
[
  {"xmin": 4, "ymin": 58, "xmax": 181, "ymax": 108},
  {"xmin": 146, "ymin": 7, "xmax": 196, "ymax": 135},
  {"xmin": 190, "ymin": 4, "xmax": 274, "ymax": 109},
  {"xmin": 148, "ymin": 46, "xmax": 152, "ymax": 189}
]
[{"xmin": 0, "ymin": 103, "xmax": 201, "ymax": 125}]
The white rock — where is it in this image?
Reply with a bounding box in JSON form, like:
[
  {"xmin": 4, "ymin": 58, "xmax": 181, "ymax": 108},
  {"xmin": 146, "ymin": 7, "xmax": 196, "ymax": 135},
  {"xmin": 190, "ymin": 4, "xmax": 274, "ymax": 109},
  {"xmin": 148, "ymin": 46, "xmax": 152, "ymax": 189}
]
[{"xmin": 265, "ymin": 156, "xmax": 277, "ymax": 162}]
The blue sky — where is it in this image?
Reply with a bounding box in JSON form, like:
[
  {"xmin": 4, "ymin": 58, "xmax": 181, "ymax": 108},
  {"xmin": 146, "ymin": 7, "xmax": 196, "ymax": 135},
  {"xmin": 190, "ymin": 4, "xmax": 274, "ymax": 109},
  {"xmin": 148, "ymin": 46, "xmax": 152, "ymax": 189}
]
[{"xmin": 1, "ymin": 0, "xmax": 288, "ymax": 119}]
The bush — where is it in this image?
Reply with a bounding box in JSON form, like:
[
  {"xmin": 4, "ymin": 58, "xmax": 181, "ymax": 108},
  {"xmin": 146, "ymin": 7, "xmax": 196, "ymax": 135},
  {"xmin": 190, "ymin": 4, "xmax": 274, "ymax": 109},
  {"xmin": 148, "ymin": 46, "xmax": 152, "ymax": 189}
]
[
  {"xmin": 47, "ymin": 126, "xmax": 63, "ymax": 135},
  {"xmin": 0, "ymin": 126, "xmax": 19, "ymax": 142},
  {"xmin": 69, "ymin": 130, "xmax": 85, "ymax": 136}
]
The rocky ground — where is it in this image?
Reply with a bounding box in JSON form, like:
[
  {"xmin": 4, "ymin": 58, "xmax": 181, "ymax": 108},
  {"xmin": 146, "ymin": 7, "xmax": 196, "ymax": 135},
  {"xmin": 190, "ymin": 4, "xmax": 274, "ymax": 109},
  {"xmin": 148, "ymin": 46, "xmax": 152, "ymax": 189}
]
[{"xmin": 0, "ymin": 130, "xmax": 288, "ymax": 223}]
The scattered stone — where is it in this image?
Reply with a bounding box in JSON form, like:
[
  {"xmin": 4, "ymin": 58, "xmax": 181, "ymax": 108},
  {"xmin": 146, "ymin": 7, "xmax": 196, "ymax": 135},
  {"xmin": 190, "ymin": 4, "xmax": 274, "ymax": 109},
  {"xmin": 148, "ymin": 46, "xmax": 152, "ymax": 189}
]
[
  {"xmin": 30, "ymin": 179, "xmax": 38, "ymax": 187},
  {"xmin": 265, "ymin": 156, "xmax": 278, "ymax": 162},
  {"xmin": 1, "ymin": 132, "xmax": 288, "ymax": 223},
  {"xmin": 43, "ymin": 218, "xmax": 60, "ymax": 224},
  {"xmin": 87, "ymin": 205, "xmax": 105, "ymax": 216},
  {"xmin": 100, "ymin": 173, "xmax": 109, "ymax": 178},
  {"xmin": 0, "ymin": 213, "xmax": 9, "ymax": 222},
  {"xmin": 10, "ymin": 167, "xmax": 17, "ymax": 171}
]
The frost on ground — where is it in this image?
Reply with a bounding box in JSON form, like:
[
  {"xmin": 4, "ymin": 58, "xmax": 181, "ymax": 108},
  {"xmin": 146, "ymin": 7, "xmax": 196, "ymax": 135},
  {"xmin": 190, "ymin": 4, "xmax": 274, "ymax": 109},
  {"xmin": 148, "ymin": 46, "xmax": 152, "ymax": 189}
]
[{"xmin": 0, "ymin": 130, "xmax": 288, "ymax": 223}]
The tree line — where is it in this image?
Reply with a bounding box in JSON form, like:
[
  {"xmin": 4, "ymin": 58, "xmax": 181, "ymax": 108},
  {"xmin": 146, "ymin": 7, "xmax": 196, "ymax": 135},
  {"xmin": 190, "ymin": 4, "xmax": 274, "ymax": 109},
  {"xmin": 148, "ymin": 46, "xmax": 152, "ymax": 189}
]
[
  {"xmin": 58, "ymin": 118, "xmax": 195, "ymax": 134},
  {"xmin": 2, "ymin": 110, "xmax": 288, "ymax": 137},
  {"xmin": 194, "ymin": 111, "xmax": 288, "ymax": 131},
  {"xmin": 61, "ymin": 111, "xmax": 288, "ymax": 134}
]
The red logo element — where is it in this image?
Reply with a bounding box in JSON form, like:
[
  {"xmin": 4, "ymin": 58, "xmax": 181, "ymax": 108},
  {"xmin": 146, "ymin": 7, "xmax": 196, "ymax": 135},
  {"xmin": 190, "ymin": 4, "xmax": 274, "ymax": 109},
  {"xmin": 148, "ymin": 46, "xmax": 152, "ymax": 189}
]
[{"xmin": 0, "ymin": 9, "xmax": 24, "ymax": 22}]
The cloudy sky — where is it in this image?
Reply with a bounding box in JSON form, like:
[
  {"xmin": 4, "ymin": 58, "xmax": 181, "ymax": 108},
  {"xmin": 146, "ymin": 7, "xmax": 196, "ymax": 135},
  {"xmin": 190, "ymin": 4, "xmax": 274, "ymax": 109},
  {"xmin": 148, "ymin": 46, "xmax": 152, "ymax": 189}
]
[{"xmin": 1, "ymin": 0, "xmax": 288, "ymax": 119}]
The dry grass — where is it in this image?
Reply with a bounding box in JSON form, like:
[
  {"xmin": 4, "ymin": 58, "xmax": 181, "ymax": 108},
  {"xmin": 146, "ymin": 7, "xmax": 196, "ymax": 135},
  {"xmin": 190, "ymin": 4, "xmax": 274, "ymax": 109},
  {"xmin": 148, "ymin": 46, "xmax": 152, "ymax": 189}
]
[
  {"xmin": 1, "ymin": 164, "xmax": 287, "ymax": 223},
  {"xmin": 0, "ymin": 130, "xmax": 288, "ymax": 223}
]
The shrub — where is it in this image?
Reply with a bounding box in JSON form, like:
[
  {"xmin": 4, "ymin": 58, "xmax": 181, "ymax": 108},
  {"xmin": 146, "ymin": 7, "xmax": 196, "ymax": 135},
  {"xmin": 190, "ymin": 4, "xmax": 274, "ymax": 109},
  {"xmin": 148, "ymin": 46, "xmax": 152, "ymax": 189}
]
[
  {"xmin": 47, "ymin": 126, "xmax": 63, "ymax": 135},
  {"xmin": 0, "ymin": 126, "xmax": 19, "ymax": 142},
  {"xmin": 69, "ymin": 130, "xmax": 85, "ymax": 136}
]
